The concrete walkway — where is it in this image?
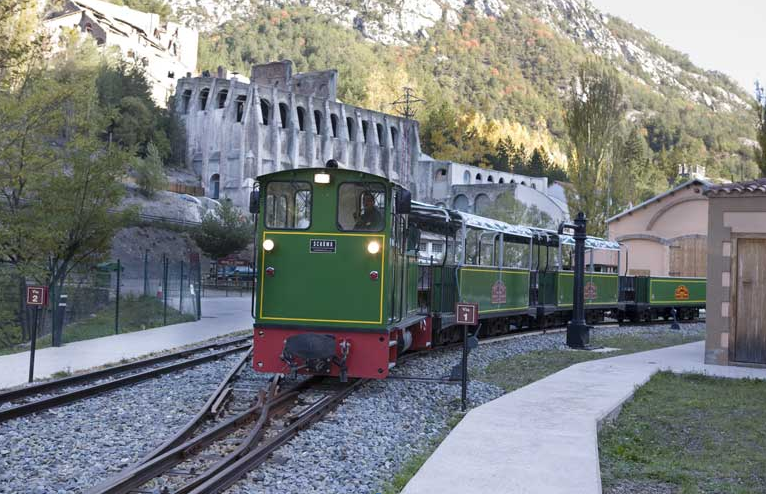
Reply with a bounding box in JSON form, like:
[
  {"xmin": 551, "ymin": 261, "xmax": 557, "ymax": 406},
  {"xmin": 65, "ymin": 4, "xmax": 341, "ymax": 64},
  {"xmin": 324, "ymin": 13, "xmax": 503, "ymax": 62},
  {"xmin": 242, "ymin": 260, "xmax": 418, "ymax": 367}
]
[
  {"xmin": 402, "ymin": 341, "xmax": 766, "ymax": 494},
  {"xmin": 0, "ymin": 297, "xmax": 253, "ymax": 390}
]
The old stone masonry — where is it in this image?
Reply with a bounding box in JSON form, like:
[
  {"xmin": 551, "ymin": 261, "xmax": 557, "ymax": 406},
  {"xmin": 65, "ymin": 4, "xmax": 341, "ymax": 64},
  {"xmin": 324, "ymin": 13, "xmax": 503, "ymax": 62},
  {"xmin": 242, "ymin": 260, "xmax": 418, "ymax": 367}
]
[{"xmin": 175, "ymin": 60, "xmax": 420, "ymax": 208}]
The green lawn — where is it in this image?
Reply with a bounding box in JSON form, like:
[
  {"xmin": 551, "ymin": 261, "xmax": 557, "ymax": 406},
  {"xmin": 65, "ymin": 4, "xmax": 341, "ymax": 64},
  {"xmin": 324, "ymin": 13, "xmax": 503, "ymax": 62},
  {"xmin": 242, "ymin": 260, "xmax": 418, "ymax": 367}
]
[
  {"xmin": 480, "ymin": 330, "xmax": 704, "ymax": 392},
  {"xmin": 600, "ymin": 372, "xmax": 766, "ymax": 494},
  {"xmin": 0, "ymin": 296, "xmax": 195, "ymax": 356}
]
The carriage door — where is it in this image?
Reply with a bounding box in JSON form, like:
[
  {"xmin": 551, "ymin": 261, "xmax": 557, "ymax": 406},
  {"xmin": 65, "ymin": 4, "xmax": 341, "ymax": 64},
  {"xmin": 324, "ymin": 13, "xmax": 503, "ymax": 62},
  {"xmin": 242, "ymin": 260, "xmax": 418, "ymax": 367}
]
[{"xmin": 733, "ymin": 238, "xmax": 766, "ymax": 364}]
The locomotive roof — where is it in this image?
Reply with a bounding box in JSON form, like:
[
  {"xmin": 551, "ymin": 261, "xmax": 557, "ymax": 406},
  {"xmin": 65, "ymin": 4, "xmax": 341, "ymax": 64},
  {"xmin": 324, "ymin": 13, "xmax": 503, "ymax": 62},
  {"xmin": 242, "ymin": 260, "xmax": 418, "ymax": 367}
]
[
  {"xmin": 256, "ymin": 167, "xmax": 389, "ymax": 182},
  {"xmin": 411, "ymin": 201, "xmax": 620, "ymax": 251}
]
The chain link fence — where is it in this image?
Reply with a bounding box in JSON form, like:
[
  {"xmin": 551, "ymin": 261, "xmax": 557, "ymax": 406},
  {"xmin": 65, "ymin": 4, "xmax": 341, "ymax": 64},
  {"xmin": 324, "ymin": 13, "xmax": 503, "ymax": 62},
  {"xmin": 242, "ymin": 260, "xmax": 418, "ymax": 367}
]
[{"xmin": 0, "ymin": 252, "xmax": 202, "ymax": 355}]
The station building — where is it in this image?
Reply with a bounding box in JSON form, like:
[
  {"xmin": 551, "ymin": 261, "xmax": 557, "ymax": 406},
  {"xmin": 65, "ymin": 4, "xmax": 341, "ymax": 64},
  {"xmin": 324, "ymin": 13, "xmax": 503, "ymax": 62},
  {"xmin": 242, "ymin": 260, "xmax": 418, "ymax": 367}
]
[
  {"xmin": 704, "ymin": 178, "xmax": 766, "ymax": 367},
  {"xmin": 606, "ymin": 179, "xmax": 710, "ymax": 277}
]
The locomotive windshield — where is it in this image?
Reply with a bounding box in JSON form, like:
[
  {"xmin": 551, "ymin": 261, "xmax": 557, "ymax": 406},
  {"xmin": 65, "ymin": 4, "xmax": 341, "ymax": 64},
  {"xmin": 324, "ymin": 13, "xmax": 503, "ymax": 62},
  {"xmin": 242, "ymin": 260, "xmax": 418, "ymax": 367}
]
[
  {"xmin": 265, "ymin": 181, "xmax": 312, "ymax": 229},
  {"xmin": 337, "ymin": 182, "xmax": 386, "ymax": 231}
]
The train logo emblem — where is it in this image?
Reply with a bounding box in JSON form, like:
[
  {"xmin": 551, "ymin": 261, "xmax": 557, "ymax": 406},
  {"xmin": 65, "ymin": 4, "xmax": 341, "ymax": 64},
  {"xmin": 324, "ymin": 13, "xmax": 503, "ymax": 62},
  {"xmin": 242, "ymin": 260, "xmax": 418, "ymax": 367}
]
[
  {"xmin": 584, "ymin": 281, "xmax": 598, "ymax": 300},
  {"xmin": 491, "ymin": 280, "xmax": 506, "ymax": 304},
  {"xmin": 675, "ymin": 285, "xmax": 690, "ymax": 300}
]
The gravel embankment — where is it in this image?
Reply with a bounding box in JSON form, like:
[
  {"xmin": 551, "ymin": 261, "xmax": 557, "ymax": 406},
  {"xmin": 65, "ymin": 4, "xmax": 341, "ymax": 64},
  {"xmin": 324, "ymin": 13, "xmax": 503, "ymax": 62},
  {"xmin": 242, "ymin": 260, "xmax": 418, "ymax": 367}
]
[
  {"xmin": 226, "ymin": 323, "xmax": 705, "ymax": 494},
  {"xmin": 0, "ymin": 352, "xmax": 269, "ymax": 494},
  {"xmin": 0, "ymin": 323, "xmax": 704, "ymax": 494}
]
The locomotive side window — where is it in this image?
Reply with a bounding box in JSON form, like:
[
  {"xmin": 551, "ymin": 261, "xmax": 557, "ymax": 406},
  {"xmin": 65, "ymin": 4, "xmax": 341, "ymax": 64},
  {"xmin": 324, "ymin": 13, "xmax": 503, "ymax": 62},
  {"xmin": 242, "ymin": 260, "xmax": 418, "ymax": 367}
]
[
  {"xmin": 337, "ymin": 183, "xmax": 386, "ymax": 232},
  {"xmin": 265, "ymin": 181, "xmax": 312, "ymax": 229}
]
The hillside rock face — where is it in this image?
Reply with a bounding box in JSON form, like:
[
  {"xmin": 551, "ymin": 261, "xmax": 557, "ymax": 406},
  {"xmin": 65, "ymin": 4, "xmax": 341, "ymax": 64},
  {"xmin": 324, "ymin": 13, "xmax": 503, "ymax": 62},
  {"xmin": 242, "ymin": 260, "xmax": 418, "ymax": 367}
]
[{"xmin": 169, "ymin": 0, "xmax": 748, "ymax": 113}]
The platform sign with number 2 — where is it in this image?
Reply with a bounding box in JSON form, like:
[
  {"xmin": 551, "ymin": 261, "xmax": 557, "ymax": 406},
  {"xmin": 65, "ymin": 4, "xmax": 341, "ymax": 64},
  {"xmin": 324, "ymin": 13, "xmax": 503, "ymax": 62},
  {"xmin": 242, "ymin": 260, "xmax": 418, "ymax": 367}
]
[{"xmin": 26, "ymin": 286, "xmax": 48, "ymax": 306}]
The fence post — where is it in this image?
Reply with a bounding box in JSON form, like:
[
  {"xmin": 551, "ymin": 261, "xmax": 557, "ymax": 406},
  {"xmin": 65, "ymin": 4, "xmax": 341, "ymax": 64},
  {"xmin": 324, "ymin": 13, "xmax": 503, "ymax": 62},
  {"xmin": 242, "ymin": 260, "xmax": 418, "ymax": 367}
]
[
  {"xmin": 115, "ymin": 259, "xmax": 121, "ymax": 334},
  {"xmin": 163, "ymin": 256, "xmax": 168, "ymax": 326},
  {"xmin": 179, "ymin": 260, "xmax": 184, "ymax": 312},
  {"xmin": 196, "ymin": 259, "xmax": 202, "ymax": 320},
  {"xmin": 143, "ymin": 249, "xmax": 149, "ymax": 297}
]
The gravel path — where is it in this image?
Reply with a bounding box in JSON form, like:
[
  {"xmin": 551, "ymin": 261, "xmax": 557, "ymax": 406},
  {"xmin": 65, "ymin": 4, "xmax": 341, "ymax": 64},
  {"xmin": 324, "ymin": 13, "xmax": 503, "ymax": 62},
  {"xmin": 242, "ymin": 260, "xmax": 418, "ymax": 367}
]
[
  {"xmin": 0, "ymin": 323, "xmax": 704, "ymax": 494},
  {"xmin": 0, "ymin": 352, "xmax": 263, "ymax": 494},
  {"xmin": 226, "ymin": 323, "xmax": 705, "ymax": 494}
]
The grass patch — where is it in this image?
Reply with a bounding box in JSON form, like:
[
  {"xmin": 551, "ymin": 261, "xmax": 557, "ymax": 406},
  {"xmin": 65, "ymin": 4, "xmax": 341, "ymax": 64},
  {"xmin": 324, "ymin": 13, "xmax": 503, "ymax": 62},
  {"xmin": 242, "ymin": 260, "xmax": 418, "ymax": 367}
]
[
  {"xmin": 600, "ymin": 372, "xmax": 766, "ymax": 494},
  {"xmin": 480, "ymin": 330, "xmax": 704, "ymax": 392},
  {"xmin": 381, "ymin": 413, "xmax": 465, "ymax": 494},
  {"xmin": 0, "ymin": 296, "xmax": 195, "ymax": 356}
]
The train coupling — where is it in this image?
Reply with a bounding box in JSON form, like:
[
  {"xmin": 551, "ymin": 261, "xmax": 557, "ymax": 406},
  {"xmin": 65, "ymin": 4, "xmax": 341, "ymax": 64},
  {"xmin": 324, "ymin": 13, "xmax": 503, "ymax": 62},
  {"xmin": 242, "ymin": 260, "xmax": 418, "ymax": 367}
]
[{"xmin": 280, "ymin": 334, "xmax": 350, "ymax": 382}]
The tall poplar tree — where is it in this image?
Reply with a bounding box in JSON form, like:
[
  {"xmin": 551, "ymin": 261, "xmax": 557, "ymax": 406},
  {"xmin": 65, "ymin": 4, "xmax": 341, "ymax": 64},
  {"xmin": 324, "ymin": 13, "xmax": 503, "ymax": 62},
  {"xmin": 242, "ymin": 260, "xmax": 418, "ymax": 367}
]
[
  {"xmin": 564, "ymin": 61, "xmax": 625, "ymax": 236},
  {"xmin": 756, "ymin": 81, "xmax": 766, "ymax": 177}
]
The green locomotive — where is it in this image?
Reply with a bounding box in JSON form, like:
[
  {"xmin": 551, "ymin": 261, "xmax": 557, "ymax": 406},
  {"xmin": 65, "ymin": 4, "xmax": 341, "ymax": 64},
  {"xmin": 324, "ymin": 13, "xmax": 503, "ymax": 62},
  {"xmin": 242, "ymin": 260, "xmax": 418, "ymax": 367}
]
[{"xmin": 250, "ymin": 164, "xmax": 706, "ymax": 380}]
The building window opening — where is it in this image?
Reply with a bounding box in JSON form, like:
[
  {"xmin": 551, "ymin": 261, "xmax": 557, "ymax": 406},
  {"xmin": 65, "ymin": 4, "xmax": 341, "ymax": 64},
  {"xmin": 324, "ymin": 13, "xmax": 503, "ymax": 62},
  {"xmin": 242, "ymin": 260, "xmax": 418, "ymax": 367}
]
[
  {"xmin": 297, "ymin": 106, "xmax": 306, "ymax": 131},
  {"xmin": 463, "ymin": 171, "xmax": 471, "ymax": 184},
  {"xmin": 199, "ymin": 88, "xmax": 209, "ymax": 111},
  {"xmin": 235, "ymin": 95, "xmax": 246, "ymax": 122},
  {"xmin": 210, "ymin": 174, "xmax": 220, "ymax": 199},
  {"xmin": 313, "ymin": 110, "xmax": 322, "ymax": 135},
  {"xmin": 279, "ymin": 103, "xmax": 288, "ymax": 128},
  {"xmin": 376, "ymin": 123, "xmax": 384, "ymax": 145},
  {"xmin": 391, "ymin": 127, "xmax": 399, "ymax": 148},
  {"xmin": 521, "ymin": 181, "xmax": 526, "ymax": 186},
  {"xmin": 84, "ymin": 22, "xmax": 92, "ymax": 34},
  {"xmin": 435, "ymin": 169, "xmax": 447, "ymax": 181},
  {"xmin": 361, "ymin": 120, "xmax": 369, "ymax": 142},
  {"xmin": 487, "ymin": 175, "xmax": 494, "ymax": 183},
  {"xmin": 181, "ymin": 89, "xmax": 192, "ymax": 114},
  {"xmin": 347, "ymin": 117, "xmax": 356, "ymax": 141},
  {"xmin": 475, "ymin": 173, "xmax": 482, "ymax": 182},
  {"xmin": 532, "ymin": 183, "xmax": 536, "ymax": 190},
  {"xmin": 217, "ymin": 89, "xmax": 228, "ymax": 109},
  {"xmin": 499, "ymin": 177, "xmax": 505, "ymax": 184},
  {"xmin": 330, "ymin": 114, "xmax": 339, "ymax": 138},
  {"xmin": 260, "ymin": 99, "xmax": 271, "ymax": 125}
]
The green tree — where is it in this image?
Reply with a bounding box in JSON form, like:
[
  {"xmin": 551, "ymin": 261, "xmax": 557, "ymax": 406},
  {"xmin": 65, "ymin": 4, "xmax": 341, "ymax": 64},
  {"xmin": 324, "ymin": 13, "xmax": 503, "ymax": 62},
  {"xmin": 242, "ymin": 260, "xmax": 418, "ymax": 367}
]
[
  {"xmin": 133, "ymin": 142, "xmax": 168, "ymax": 197},
  {"xmin": 564, "ymin": 61, "xmax": 625, "ymax": 236},
  {"xmin": 756, "ymin": 81, "xmax": 766, "ymax": 177},
  {"xmin": 193, "ymin": 200, "xmax": 253, "ymax": 261}
]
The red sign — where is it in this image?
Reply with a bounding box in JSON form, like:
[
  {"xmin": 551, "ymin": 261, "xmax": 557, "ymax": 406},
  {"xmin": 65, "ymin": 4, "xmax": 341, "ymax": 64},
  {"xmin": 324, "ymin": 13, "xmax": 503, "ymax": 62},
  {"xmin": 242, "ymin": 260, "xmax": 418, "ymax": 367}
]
[
  {"xmin": 26, "ymin": 286, "xmax": 48, "ymax": 306},
  {"xmin": 675, "ymin": 285, "xmax": 690, "ymax": 300},
  {"xmin": 584, "ymin": 281, "xmax": 598, "ymax": 300},
  {"xmin": 491, "ymin": 280, "xmax": 507, "ymax": 305},
  {"xmin": 456, "ymin": 302, "xmax": 479, "ymax": 326}
]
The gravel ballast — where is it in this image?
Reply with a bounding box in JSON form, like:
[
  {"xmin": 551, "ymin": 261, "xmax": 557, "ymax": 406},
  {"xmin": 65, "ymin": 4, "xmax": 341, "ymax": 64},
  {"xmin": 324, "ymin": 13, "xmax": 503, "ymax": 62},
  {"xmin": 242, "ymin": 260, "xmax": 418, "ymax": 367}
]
[{"xmin": 0, "ymin": 323, "xmax": 705, "ymax": 494}]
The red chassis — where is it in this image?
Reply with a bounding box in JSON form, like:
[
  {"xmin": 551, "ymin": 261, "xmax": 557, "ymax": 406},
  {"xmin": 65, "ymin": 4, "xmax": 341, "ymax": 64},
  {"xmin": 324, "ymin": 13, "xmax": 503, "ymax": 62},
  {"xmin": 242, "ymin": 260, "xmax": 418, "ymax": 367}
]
[{"xmin": 253, "ymin": 319, "xmax": 432, "ymax": 380}]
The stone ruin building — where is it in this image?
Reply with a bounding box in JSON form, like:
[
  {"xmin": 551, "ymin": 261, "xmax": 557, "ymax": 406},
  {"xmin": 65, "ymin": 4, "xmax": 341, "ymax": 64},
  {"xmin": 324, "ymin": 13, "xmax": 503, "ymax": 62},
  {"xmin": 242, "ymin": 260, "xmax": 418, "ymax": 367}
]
[
  {"xmin": 174, "ymin": 61, "xmax": 420, "ymax": 209},
  {"xmin": 175, "ymin": 60, "xmax": 568, "ymax": 227}
]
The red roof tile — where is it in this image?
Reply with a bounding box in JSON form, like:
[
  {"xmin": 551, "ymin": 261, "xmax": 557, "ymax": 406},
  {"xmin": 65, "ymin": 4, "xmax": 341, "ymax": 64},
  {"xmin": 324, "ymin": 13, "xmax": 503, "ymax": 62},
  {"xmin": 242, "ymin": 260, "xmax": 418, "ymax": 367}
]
[{"xmin": 705, "ymin": 178, "xmax": 766, "ymax": 196}]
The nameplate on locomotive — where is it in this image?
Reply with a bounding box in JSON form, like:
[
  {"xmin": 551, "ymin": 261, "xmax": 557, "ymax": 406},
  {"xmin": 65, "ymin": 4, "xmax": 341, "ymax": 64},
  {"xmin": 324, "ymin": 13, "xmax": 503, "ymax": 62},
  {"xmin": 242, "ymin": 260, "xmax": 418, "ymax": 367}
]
[{"xmin": 310, "ymin": 239, "xmax": 336, "ymax": 253}]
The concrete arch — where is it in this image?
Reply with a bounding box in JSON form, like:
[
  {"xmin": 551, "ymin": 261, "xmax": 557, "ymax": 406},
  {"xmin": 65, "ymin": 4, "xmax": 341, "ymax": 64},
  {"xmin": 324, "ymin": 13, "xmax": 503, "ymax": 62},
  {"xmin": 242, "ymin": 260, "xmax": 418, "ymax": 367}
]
[
  {"xmin": 474, "ymin": 194, "xmax": 491, "ymax": 214},
  {"xmin": 453, "ymin": 194, "xmax": 470, "ymax": 212},
  {"xmin": 615, "ymin": 233, "xmax": 670, "ymax": 246},
  {"xmin": 646, "ymin": 196, "xmax": 707, "ymax": 231}
]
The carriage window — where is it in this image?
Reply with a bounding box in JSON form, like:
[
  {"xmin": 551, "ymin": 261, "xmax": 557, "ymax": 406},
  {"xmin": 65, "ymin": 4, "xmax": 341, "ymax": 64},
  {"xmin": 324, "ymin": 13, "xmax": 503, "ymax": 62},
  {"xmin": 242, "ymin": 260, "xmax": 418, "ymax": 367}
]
[
  {"xmin": 337, "ymin": 183, "xmax": 386, "ymax": 232},
  {"xmin": 265, "ymin": 182, "xmax": 312, "ymax": 229}
]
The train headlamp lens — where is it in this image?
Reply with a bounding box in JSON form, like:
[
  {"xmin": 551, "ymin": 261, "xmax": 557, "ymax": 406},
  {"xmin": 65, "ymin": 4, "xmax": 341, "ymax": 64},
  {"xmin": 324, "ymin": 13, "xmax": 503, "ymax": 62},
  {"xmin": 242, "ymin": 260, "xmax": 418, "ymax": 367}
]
[
  {"xmin": 367, "ymin": 241, "xmax": 380, "ymax": 254},
  {"xmin": 314, "ymin": 173, "xmax": 331, "ymax": 184},
  {"xmin": 263, "ymin": 239, "xmax": 275, "ymax": 251}
]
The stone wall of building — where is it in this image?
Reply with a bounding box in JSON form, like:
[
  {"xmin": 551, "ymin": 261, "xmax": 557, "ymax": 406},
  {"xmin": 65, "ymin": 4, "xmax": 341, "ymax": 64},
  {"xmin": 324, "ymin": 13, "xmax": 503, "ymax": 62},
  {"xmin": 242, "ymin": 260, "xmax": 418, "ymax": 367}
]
[{"xmin": 175, "ymin": 61, "xmax": 420, "ymax": 208}]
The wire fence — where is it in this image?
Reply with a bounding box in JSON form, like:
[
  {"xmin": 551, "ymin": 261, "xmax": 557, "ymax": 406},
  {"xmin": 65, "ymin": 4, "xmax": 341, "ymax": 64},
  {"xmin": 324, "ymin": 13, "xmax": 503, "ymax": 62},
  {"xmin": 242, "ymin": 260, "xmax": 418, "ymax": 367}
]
[{"xmin": 0, "ymin": 253, "xmax": 202, "ymax": 355}]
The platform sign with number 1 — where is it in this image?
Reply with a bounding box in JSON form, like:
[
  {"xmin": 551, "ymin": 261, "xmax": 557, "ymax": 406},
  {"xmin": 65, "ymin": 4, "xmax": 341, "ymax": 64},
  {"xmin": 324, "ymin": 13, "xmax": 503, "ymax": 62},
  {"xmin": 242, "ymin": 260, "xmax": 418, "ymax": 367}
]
[
  {"xmin": 455, "ymin": 302, "xmax": 479, "ymax": 412},
  {"xmin": 26, "ymin": 286, "xmax": 48, "ymax": 382}
]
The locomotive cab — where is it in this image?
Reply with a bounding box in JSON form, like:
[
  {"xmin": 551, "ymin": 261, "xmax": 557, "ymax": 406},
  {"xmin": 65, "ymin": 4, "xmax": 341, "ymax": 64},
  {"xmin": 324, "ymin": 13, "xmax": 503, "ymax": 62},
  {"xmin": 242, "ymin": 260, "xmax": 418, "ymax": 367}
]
[{"xmin": 252, "ymin": 166, "xmax": 423, "ymax": 380}]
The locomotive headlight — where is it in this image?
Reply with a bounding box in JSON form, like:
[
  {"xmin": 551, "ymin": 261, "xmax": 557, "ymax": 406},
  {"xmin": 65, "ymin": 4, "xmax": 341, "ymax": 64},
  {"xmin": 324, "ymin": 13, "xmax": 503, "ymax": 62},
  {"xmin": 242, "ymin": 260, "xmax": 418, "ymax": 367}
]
[
  {"xmin": 263, "ymin": 239, "xmax": 275, "ymax": 251},
  {"xmin": 367, "ymin": 241, "xmax": 380, "ymax": 254}
]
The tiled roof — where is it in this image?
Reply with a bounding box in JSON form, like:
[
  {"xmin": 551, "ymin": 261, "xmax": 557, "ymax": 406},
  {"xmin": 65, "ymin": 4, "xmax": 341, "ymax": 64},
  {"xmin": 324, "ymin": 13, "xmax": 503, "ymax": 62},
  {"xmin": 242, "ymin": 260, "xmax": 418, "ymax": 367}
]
[{"xmin": 705, "ymin": 178, "xmax": 766, "ymax": 196}]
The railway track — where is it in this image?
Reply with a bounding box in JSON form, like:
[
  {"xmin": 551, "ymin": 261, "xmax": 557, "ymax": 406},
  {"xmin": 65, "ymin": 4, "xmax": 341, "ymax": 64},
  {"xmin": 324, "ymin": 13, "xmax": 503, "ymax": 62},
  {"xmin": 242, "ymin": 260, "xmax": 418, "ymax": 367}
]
[
  {"xmin": 88, "ymin": 370, "xmax": 365, "ymax": 494},
  {"xmin": 0, "ymin": 336, "xmax": 252, "ymax": 423}
]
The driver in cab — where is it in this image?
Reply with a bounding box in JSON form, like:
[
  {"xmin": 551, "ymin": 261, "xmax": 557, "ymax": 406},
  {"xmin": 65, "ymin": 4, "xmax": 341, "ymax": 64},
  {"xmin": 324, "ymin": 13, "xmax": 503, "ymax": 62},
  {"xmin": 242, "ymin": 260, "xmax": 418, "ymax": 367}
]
[{"xmin": 354, "ymin": 192, "xmax": 384, "ymax": 231}]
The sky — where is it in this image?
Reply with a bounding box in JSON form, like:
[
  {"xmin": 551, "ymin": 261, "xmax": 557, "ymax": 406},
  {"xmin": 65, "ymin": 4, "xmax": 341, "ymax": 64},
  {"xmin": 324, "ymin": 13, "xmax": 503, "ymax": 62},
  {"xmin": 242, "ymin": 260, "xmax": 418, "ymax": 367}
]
[{"xmin": 587, "ymin": 0, "xmax": 764, "ymax": 95}]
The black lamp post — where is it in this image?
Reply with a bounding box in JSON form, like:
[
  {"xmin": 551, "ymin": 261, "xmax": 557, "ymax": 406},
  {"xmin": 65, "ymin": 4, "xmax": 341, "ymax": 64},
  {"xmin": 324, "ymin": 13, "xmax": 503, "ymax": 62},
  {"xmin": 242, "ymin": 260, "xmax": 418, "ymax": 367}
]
[{"xmin": 559, "ymin": 212, "xmax": 590, "ymax": 348}]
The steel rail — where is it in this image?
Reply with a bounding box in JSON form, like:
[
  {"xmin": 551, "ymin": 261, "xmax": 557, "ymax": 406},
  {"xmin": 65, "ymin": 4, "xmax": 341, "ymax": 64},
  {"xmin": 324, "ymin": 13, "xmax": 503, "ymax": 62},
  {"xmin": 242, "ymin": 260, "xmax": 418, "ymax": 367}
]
[
  {"xmin": 0, "ymin": 343, "xmax": 251, "ymax": 423},
  {"xmin": 188, "ymin": 378, "xmax": 367, "ymax": 494},
  {"xmin": 0, "ymin": 335, "xmax": 252, "ymax": 404},
  {"xmin": 86, "ymin": 377, "xmax": 316, "ymax": 494},
  {"xmin": 137, "ymin": 347, "xmax": 254, "ymax": 465}
]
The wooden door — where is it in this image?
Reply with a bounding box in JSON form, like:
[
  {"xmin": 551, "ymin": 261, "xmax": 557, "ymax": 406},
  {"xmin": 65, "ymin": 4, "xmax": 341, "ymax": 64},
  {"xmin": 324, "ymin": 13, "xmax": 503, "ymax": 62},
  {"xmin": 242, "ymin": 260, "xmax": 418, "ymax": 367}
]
[
  {"xmin": 669, "ymin": 237, "xmax": 707, "ymax": 277},
  {"xmin": 733, "ymin": 239, "xmax": 766, "ymax": 364}
]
